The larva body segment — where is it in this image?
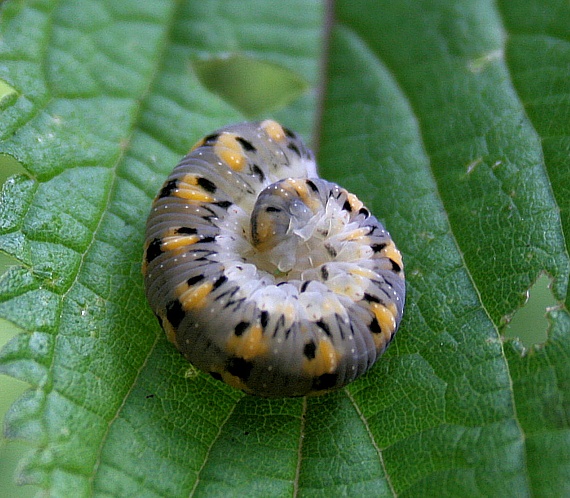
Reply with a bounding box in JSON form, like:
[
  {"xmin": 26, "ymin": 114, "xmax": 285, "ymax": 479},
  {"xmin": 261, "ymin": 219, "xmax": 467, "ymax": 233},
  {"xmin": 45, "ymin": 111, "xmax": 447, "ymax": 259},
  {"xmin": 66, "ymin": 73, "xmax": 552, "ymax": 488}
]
[{"xmin": 143, "ymin": 120, "xmax": 405, "ymax": 397}]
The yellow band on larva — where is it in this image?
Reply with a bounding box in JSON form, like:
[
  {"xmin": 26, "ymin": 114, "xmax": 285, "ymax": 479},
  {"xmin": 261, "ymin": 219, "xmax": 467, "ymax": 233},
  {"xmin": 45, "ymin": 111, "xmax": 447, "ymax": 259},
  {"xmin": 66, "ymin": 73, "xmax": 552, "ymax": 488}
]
[{"xmin": 143, "ymin": 120, "xmax": 405, "ymax": 397}]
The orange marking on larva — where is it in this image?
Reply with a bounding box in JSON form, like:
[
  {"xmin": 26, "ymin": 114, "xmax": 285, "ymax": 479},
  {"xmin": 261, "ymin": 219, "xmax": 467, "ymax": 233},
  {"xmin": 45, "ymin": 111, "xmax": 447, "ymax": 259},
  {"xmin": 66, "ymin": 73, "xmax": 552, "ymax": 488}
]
[
  {"xmin": 179, "ymin": 173, "xmax": 215, "ymax": 192},
  {"xmin": 349, "ymin": 267, "xmax": 378, "ymax": 280},
  {"xmin": 282, "ymin": 302, "xmax": 297, "ymax": 326},
  {"xmin": 321, "ymin": 295, "xmax": 345, "ymax": 316},
  {"xmin": 347, "ymin": 193, "xmax": 364, "ymax": 212},
  {"xmin": 226, "ymin": 324, "xmax": 268, "ymax": 360},
  {"xmin": 179, "ymin": 174, "xmax": 200, "ymax": 186},
  {"xmin": 176, "ymin": 174, "xmax": 216, "ymax": 202},
  {"xmin": 251, "ymin": 210, "xmax": 277, "ymax": 250},
  {"xmin": 370, "ymin": 302, "xmax": 396, "ymax": 347},
  {"xmin": 161, "ymin": 313, "xmax": 179, "ymax": 347},
  {"xmin": 221, "ymin": 372, "xmax": 251, "ymax": 392},
  {"xmin": 329, "ymin": 277, "xmax": 366, "ymax": 301},
  {"xmin": 286, "ymin": 179, "xmax": 321, "ymax": 212},
  {"xmin": 303, "ymin": 337, "xmax": 342, "ymax": 377},
  {"xmin": 380, "ymin": 241, "xmax": 404, "ymax": 269},
  {"xmin": 177, "ymin": 281, "xmax": 213, "ymax": 311},
  {"xmin": 343, "ymin": 227, "xmax": 370, "ymax": 241},
  {"xmin": 215, "ymin": 133, "xmax": 247, "ymax": 171},
  {"xmin": 141, "ymin": 255, "xmax": 148, "ymax": 276},
  {"xmin": 261, "ymin": 119, "xmax": 286, "ymax": 142},
  {"xmin": 190, "ymin": 137, "xmax": 205, "ymax": 151},
  {"xmin": 161, "ymin": 235, "xmax": 200, "ymax": 251},
  {"xmin": 174, "ymin": 187, "xmax": 214, "ymax": 202}
]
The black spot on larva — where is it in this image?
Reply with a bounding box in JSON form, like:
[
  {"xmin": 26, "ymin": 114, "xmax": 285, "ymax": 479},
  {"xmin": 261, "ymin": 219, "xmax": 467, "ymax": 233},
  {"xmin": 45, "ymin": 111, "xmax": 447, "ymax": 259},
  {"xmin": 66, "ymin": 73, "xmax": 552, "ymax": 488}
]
[
  {"xmin": 300, "ymin": 280, "xmax": 311, "ymax": 293},
  {"xmin": 320, "ymin": 265, "xmax": 329, "ymax": 281},
  {"xmin": 202, "ymin": 133, "xmax": 220, "ymax": 146},
  {"xmin": 275, "ymin": 314, "xmax": 286, "ymax": 336},
  {"xmin": 316, "ymin": 320, "xmax": 332, "ymax": 337},
  {"xmin": 226, "ymin": 357, "xmax": 254, "ymax": 381},
  {"xmin": 252, "ymin": 164, "xmax": 265, "ymax": 182},
  {"xmin": 175, "ymin": 227, "xmax": 198, "ymax": 235},
  {"xmin": 330, "ymin": 189, "xmax": 342, "ymax": 200},
  {"xmin": 225, "ymin": 297, "xmax": 246, "ymax": 312},
  {"xmin": 218, "ymin": 285, "xmax": 239, "ymax": 302},
  {"xmin": 284, "ymin": 324, "xmax": 294, "ymax": 339},
  {"xmin": 187, "ymin": 274, "xmax": 205, "ymax": 286},
  {"xmin": 234, "ymin": 321, "xmax": 249, "ymax": 336},
  {"xmin": 359, "ymin": 207, "xmax": 370, "ymax": 217},
  {"xmin": 146, "ymin": 238, "xmax": 163, "ymax": 263},
  {"xmin": 236, "ymin": 136, "xmax": 256, "ymax": 152},
  {"xmin": 191, "ymin": 250, "xmax": 216, "ymax": 261},
  {"xmin": 369, "ymin": 317, "xmax": 381, "ymax": 335},
  {"xmin": 312, "ymin": 373, "xmax": 338, "ymax": 391},
  {"xmin": 363, "ymin": 293, "xmax": 381, "ymax": 303},
  {"xmin": 214, "ymin": 200, "xmax": 233, "ymax": 209},
  {"xmin": 210, "ymin": 371, "xmax": 223, "ymax": 381},
  {"xmin": 266, "ymin": 206, "xmax": 282, "ymax": 212},
  {"xmin": 303, "ymin": 341, "xmax": 317, "ymax": 360},
  {"xmin": 198, "ymin": 236, "xmax": 216, "ymax": 244},
  {"xmin": 371, "ymin": 243, "xmax": 387, "ymax": 253},
  {"xmin": 260, "ymin": 310, "xmax": 270, "ymax": 328},
  {"xmin": 342, "ymin": 200, "xmax": 352, "ymax": 212},
  {"xmin": 376, "ymin": 276, "xmax": 396, "ymax": 291},
  {"xmin": 325, "ymin": 244, "xmax": 337, "ymax": 258},
  {"xmin": 213, "ymin": 275, "xmax": 228, "ymax": 290},
  {"xmin": 197, "ymin": 177, "xmax": 217, "ymax": 193},
  {"xmin": 283, "ymin": 126, "xmax": 295, "ymax": 138},
  {"xmin": 288, "ymin": 142, "xmax": 301, "ymax": 157},
  {"xmin": 201, "ymin": 204, "xmax": 228, "ymax": 221},
  {"xmin": 158, "ymin": 179, "xmax": 178, "ymax": 198},
  {"xmin": 390, "ymin": 260, "xmax": 402, "ymax": 273},
  {"xmin": 305, "ymin": 179, "xmax": 318, "ymax": 192},
  {"xmin": 335, "ymin": 313, "xmax": 347, "ymax": 340},
  {"xmin": 166, "ymin": 299, "xmax": 185, "ymax": 328}
]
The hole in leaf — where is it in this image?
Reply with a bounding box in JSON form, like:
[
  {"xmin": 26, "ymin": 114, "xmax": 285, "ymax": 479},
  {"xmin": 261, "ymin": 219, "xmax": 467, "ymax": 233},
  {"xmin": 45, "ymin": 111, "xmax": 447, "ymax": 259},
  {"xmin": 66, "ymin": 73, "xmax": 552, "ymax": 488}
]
[
  {"xmin": 192, "ymin": 54, "xmax": 308, "ymax": 117},
  {"xmin": 503, "ymin": 274, "xmax": 557, "ymax": 347},
  {"xmin": 0, "ymin": 155, "xmax": 26, "ymax": 184},
  {"xmin": 0, "ymin": 78, "xmax": 17, "ymax": 108},
  {"xmin": 0, "ymin": 154, "xmax": 27, "ymax": 286},
  {"xmin": 0, "ymin": 252, "xmax": 18, "ymax": 273},
  {"xmin": 0, "ymin": 296, "xmax": 31, "ymax": 498}
]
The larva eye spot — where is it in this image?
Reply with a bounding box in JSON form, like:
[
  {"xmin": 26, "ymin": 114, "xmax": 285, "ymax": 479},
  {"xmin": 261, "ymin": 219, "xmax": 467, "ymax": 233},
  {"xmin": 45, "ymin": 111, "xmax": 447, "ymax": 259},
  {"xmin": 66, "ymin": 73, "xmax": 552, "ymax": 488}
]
[{"xmin": 144, "ymin": 121, "xmax": 405, "ymax": 397}]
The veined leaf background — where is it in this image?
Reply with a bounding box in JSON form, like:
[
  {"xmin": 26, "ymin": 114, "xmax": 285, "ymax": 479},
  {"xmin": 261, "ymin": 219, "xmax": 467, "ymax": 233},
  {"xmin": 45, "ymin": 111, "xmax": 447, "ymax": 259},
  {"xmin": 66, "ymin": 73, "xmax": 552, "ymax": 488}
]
[{"xmin": 0, "ymin": 0, "xmax": 569, "ymax": 496}]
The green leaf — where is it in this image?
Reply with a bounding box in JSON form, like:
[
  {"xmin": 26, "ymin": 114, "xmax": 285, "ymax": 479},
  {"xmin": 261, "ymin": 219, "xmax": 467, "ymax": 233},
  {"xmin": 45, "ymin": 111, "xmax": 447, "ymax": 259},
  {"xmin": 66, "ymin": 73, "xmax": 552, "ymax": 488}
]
[{"xmin": 0, "ymin": 0, "xmax": 568, "ymax": 496}]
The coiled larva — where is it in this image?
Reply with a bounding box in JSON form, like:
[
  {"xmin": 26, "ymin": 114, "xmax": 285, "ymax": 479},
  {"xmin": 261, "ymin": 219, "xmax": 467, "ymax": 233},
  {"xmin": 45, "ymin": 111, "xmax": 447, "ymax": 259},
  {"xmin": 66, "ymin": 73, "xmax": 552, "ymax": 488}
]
[{"xmin": 143, "ymin": 120, "xmax": 405, "ymax": 397}]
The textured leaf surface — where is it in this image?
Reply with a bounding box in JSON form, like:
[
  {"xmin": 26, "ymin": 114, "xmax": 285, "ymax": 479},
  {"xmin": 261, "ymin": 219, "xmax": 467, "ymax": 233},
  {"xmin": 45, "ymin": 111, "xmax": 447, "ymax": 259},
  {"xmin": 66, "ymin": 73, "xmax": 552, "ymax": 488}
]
[{"xmin": 0, "ymin": 0, "xmax": 568, "ymax": 496}]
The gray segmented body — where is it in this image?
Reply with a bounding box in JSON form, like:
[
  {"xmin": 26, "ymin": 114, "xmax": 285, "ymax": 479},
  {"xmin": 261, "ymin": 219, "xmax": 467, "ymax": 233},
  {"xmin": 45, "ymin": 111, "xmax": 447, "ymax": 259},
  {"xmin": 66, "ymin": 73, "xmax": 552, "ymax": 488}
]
[{"xmin": 143, "ymin": 120, "xmax": 405, "ymax": 397}]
